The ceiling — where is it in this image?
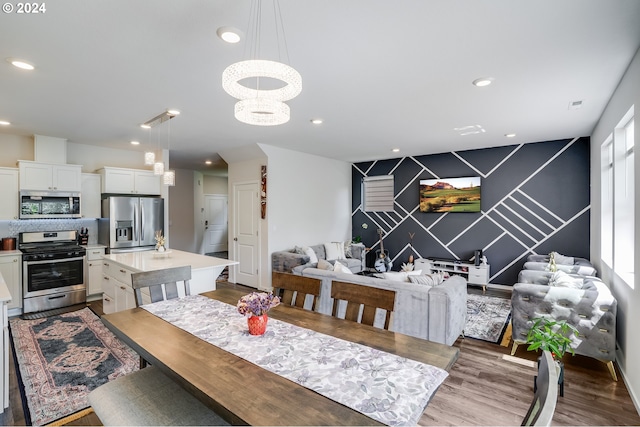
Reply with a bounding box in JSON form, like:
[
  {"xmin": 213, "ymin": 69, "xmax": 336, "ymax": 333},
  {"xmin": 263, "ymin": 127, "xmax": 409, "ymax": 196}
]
[{"xmin": 1, "ymin": 1, "xmax": 639, "ymax": 172}]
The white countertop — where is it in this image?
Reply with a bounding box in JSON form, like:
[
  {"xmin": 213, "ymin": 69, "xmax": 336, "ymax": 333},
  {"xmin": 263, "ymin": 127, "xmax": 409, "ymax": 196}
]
[
  {"xmin": 103, "ymin": 249, "xmax": 238, "ymax": 273},
  {"xmin": 0, "ymin": 250, "xmax": 21, "ymax": 257}
]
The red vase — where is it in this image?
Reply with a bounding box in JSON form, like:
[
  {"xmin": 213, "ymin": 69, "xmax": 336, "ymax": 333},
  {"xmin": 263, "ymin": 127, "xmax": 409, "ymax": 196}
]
[{"xmin": 247, "ymin": 314, "xmax": 268, "ymax": 335}]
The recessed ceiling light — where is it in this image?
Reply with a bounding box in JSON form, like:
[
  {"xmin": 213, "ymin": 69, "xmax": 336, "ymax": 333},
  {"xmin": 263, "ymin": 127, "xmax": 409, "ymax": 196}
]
[
  {"xmin": 216, "ymin": 27, "xmax": 242, "ymax": 44},
  {"xmin": 7, "ymin": 58, "xmax": 35, "ymax": 70},
  {"xmin": 310, "ymin": 118, "xmax": 323, "ymax": 125},
  {"xmin": 472, "ymin": 77, "xmax": 493, "ymax": 87},
  {"xmin": 392, "ymin": 148, "xmax": 400, "ymax": 153},
  {"xmin": 140, "ymin": 124, "xmax": 151, "ymax": 129},
  {"xmin": 130, "ymin": 140, "xmax": 140, "ymax": 145},
  {"xmin": 505, "ymin": 133, "xmax": 516, "ymax": 138},
  {"xmin": 167, "ymin": 109, "xmax": 180, "ymax": 116},
  {"xmin": 0, "ymin": 120, "xmax": 10, "ymax": 126},
  {"xmin": 205, "ymin": 160, "xmax": 212, "ymax": 165}
]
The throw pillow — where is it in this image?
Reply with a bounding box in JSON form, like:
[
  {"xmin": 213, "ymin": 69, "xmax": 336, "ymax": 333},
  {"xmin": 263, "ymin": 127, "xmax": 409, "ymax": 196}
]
[
  {"xmin": 317, "ymin": 258, "xmax": 334, "ymax": 270},
  {"xmin": 344, "ymin": 241, "xmax": 353, "ymax": 258},
  {"xmin": 303, "ymin": 246, "xmax": 318, "ymax": 264},
  {"xmin": 333, "ymin": 260, "xmax": 353, "ymax": 275},
  {"xmin": 551, "ymin": 252, "xmax": 575, "ymax": 265},
  {"xmin": 408, "ymin": 273, "xmax": 445, "ymax": 286},
  {"xmin": 293, "ymin": 246, "xmax": 306, "ymax": 255},
  {"xmin": 382, "ymin": 270, "xmax": 423, "ymax": 282},
  {"xmin": 548, "ymin": 270, "xmax": 583, "ymax": 289},
  {"xmin": 324, "ymin": 242, "xmax": 346, "ymax": 260}
]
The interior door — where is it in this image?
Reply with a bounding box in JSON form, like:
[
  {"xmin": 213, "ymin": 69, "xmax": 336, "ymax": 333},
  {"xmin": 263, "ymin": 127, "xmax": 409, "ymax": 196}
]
[
  {"xmin": 233, "ymin": 183, "xmax": 259, "ymax": 288},
  {"xmin": 204, "ymin": 194, "xmax": 228, "ymax": 254}
]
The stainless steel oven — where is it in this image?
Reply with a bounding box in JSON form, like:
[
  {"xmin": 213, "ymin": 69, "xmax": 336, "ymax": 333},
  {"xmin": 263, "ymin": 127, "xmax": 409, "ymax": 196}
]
[{"xmin": 20, "ymin": 230, "xmax": 87, "ymax": 314}]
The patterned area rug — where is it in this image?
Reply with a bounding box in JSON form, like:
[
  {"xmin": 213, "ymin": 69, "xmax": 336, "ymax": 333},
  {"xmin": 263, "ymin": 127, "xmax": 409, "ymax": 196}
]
[
  {"xmin": 9, "ymin": 308, "xmax": 139, "ymax": 426},
  {"xmin": 465, "ymin": 293, "xmax": 512, "ymax": 343}
]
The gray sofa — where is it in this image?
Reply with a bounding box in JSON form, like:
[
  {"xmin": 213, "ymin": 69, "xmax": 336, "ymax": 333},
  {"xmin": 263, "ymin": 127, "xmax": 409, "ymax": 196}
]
[
  {"xmin": 511, "ymin": 271, "xmax": 617, "ymax": 379},
  {"xmin": 298, "ymin": 267, "xmax": 467, "ymax": 346},
  {"xmin": 272, "ymin": 243, "xmax": 366, "ymax": 274}
]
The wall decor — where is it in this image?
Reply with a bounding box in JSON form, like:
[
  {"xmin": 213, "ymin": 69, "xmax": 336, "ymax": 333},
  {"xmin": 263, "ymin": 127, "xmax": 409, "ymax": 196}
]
[
  {"xmin": 261, "ymin": 165, "xmax": 267, "ymax": 219},
  {"xmin": 352, "ymin": 137, "xmax": 590, "ymax": 286}
]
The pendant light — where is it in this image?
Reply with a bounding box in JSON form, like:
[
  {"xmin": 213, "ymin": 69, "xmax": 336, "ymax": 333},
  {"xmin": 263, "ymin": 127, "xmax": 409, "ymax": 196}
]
[
  {"xmin": 163, "ymin": 115, "xmax": 175, "ymax": 186},
  {"xmin": 222, "ymin": 0, "xmax": 301, "ymax": 126}
]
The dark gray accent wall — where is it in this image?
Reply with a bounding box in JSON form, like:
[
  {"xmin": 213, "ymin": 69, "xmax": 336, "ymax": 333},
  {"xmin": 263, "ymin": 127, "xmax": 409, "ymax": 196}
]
[{"xmin": 351, "ymin": 137, "xmax": 590, "ymax": 286}]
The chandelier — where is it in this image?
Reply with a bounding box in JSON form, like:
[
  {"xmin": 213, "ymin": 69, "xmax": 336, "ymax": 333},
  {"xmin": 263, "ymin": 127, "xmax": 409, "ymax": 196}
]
[
  {"xmin": 221, "ymin": 0, "xmax": 301, "ymax": 126},
  {"xmin": 140, "ymin": 109, "xmax": 179, "ymax": 185}
]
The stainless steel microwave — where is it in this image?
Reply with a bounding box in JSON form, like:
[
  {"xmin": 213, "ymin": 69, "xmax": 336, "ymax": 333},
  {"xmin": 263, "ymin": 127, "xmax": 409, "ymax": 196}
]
[{"xmin": 19, "ymin": 190, "xmax": 81, "ymax": 219}]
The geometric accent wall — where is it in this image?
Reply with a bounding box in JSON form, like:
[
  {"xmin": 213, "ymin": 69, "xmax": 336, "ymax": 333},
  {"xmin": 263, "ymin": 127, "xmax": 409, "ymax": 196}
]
[{"xmin": 351, "ymin": 137, "xmax": 590, "ymax": 286}]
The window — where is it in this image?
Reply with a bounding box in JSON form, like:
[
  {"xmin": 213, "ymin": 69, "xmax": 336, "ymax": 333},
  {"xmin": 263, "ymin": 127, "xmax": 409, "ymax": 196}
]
[
  {"xmin": 603, "ymin": 106, "xmax": 634, "ymax": 288},
  {"xmin": 600, "ymin": 138, "xmax": 613, "ymax": 267},
  {"xmin": 362, "ymin": 175, "xmax": 394, "ymax": 212}
]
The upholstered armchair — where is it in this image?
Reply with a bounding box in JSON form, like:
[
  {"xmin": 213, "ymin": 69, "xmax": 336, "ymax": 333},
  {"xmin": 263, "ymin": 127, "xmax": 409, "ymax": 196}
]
[{"xmin": 511, "ymin": 273, "xmax": 617, "ymax": 380}]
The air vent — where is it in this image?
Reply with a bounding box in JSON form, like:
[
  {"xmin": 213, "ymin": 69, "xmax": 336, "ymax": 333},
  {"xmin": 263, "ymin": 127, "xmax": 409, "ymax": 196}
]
[{"xmin": 568, "ymin": 100, "xmax": 584, "ymax": 110}]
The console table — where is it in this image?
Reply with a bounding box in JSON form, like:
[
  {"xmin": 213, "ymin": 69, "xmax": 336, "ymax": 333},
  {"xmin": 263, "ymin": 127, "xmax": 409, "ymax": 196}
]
[{"xmin": 414, "ymin": 258, "xmax": 490, "ymax": 291}]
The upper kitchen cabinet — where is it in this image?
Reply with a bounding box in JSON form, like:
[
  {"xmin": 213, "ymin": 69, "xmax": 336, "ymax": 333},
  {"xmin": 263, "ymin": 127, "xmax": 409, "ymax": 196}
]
[
  {"xmin": 81, "ymin": 173, "xmax": 102, "ymax": 218},
  {"xmin": 18, "ymin": 161, "xmax": 82, "ymax": 192},
  {"xmin": 0, "ymin": 168, "xmax": 19, "ymax": 220},
  {"xmin": 99, "ymin": 167, "xmax": 161, "ymax": 195}
]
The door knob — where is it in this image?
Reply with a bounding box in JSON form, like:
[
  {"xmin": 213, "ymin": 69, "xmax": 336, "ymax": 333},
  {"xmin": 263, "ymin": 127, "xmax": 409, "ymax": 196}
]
[{"xmin": 234, "ymin": 237, "xmax": 238, "ymax": 241}]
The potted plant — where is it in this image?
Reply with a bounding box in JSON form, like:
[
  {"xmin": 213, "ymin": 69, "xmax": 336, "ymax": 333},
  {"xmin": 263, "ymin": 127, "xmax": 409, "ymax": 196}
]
[{"xmin": 526, "ymin": 317, "xmax": 579, "ymax": 360}]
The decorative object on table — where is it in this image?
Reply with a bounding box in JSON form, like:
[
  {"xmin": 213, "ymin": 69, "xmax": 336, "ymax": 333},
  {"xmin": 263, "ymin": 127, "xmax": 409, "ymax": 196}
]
[
  {"xmin": 400, "ymin": 262, "xmax": 414, "ymax": 272},
  {"xmin": 9, "ymin": 307, "xmax": 139, "ymax": 425},
  {"xmin": 408, "ymin": 232, "xmax": 415, "ymax": 263},
  {"xmin": 237, "ymin": 292, "xmax": 281, "ymax": 335},
  {"xmin": 525, "ymin": 317, "xmax": 578, "ymax": 360},
  {"xmin": 465, "ymin": 293, "xmax": 512, "ymax": 344},
  {"xmin": 261, "ymin": 165, "xmax": 267, "ymax": 219},
  {"xmin": 374, "ymin": 228, "xmax": 393, "ymax": 272},
  {"xmin": 154, "ymin": 230, "xmax": 166, "ymax": 252}
]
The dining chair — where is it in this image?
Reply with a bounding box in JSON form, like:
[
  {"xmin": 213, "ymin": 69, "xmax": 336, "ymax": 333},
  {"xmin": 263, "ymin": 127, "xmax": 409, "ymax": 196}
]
[
  {"xmin": 88, "ymin": 264, "xmax": 229, "ymax": 426},
  {"xmin": 521, "ymin": 350, "xmax": 559, "ymax": 426},
  {"xmin": 272, "ymin": 271, "xmax": 321, "ymax": 310},
  {"xmin": 131, "ymin": 265, "xmax": 192, "ymax": 307},
  {"xmin": 331, "ymin": 280, "xmax": 396, "ymax": 329}
]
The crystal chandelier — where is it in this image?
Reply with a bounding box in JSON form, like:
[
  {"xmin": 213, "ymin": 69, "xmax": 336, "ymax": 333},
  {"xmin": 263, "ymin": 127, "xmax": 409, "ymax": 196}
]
[{"xmin": 221, "ymin": 0, "xmax": 301, "ymax": 126}]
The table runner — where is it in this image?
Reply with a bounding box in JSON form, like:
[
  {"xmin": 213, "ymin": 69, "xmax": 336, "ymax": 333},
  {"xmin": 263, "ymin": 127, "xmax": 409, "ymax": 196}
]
[{"xmin": 142, "ymin": 294, "xmax": 448, "ymax": 426}]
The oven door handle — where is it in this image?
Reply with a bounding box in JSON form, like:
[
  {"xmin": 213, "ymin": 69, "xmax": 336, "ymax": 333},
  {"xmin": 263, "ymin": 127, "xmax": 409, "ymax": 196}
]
[{"xmin": 24, "ymin": 256, "xmax": 85, "ymax": 265}]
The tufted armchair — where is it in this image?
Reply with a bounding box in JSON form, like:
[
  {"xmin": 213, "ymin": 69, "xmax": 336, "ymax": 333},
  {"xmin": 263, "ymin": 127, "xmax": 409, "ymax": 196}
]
[{"xmin": 511, "ymin": 273, "xmax": 617, "ymax": 380}]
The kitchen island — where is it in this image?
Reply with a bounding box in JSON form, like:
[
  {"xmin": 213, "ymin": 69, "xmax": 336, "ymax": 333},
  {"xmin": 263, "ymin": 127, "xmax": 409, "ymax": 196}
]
[{"xmin": 101, "ymin": 249, "xmax": 237, "ymax": 314}]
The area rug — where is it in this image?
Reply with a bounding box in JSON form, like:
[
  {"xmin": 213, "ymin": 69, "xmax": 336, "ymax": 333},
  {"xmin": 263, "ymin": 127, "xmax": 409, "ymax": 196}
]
[
  {"xmin": 9, "ymin": 308, "xmax": 139, "ymax": 426},
  {"xmin": 465, "ymin": 293, "xmax": 512, "ymax": 343}
]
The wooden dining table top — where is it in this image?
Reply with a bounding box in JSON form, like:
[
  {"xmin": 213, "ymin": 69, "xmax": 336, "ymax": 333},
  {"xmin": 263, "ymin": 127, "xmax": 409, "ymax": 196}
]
[{"xmin": 100, "ymin": 287, "xmax": 459, "ymax": 426}]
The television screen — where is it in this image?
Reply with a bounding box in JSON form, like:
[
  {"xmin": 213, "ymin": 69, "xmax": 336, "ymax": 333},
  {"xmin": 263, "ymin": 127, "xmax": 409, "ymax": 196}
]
[{"xmin": 419, "ymin": 176, "xmax": 481, "ymax": 213}]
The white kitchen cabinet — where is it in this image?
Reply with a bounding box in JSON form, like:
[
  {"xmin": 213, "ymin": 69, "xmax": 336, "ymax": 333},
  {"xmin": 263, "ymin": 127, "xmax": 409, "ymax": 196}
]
[
  {"xmin": 18, "ymin": 161, "xmax": 81, "ymax": 192},
  {"xmin": 101, "ymin": 259, "xmax": 147, "ymax": 314},
  {"xmin": 99, "ymin": 167, "xmax": 161, "ymax": 195},
  {"xmin": 0, "ymin": 168, "xmax": 19, "ymax": 220},
  {"xmin": 85, "ymin": 246, "xmax": 105, "ymax": 299},
  {"xmin": 81, "ymin": 173, "xmax": 102, "ymax": 218},
  {"xmin": 0, "ymin": 278, "xmax": 10, "ymax": 413},
  {"xmin": 0, "ymin": 253, "xmax": 21, "ymax": 311}
]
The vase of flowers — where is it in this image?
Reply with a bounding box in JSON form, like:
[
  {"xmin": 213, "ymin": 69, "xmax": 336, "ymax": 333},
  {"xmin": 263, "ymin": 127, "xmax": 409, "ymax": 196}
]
[{"xmin": 237, "ymin": 292, "xmax": 280, "ymax": 335}]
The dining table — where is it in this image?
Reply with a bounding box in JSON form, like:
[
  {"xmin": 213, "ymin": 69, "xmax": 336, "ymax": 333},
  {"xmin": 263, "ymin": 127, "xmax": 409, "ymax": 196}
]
[{"xmin": 100, "ymin": 287, "xmax": 459, "ymax": 426}]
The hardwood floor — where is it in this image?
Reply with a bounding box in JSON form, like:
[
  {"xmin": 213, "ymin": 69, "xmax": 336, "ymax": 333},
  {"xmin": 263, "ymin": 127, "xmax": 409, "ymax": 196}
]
[{"xmin": 2, "ymin": 284, "xmax": 639, "ymax": 426}]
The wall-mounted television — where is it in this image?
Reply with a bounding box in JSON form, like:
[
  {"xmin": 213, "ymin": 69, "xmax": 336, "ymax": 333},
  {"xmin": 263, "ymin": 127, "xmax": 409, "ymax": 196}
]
[{"xmin": 419, "ymin": 176, "xmax": 481, "ymax": 213}]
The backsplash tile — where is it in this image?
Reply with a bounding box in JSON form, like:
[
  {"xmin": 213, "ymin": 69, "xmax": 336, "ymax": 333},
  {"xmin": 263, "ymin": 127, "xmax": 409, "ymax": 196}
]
[{"xmin": 3, "ymin": 219, "xmax": 98, "ymax": 244}]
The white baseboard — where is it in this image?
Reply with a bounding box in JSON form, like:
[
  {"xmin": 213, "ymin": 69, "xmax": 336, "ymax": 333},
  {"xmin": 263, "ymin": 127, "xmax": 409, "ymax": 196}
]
[{"xmin": 616, "ymin": 347, "xmax": 640, "ymax": 415}]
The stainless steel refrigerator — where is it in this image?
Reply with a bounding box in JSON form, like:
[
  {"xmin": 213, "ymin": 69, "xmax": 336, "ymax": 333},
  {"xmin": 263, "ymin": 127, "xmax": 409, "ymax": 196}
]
[{"xmin": 98, "ymin": 196, "xmax": 164, "ymax": 253}]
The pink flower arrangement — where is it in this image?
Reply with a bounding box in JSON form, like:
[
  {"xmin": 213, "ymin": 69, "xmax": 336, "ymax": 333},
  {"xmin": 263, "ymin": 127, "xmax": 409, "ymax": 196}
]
[{"xmin": 237, "ymin": 292, "xmax": 280, "ymax": 318}]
